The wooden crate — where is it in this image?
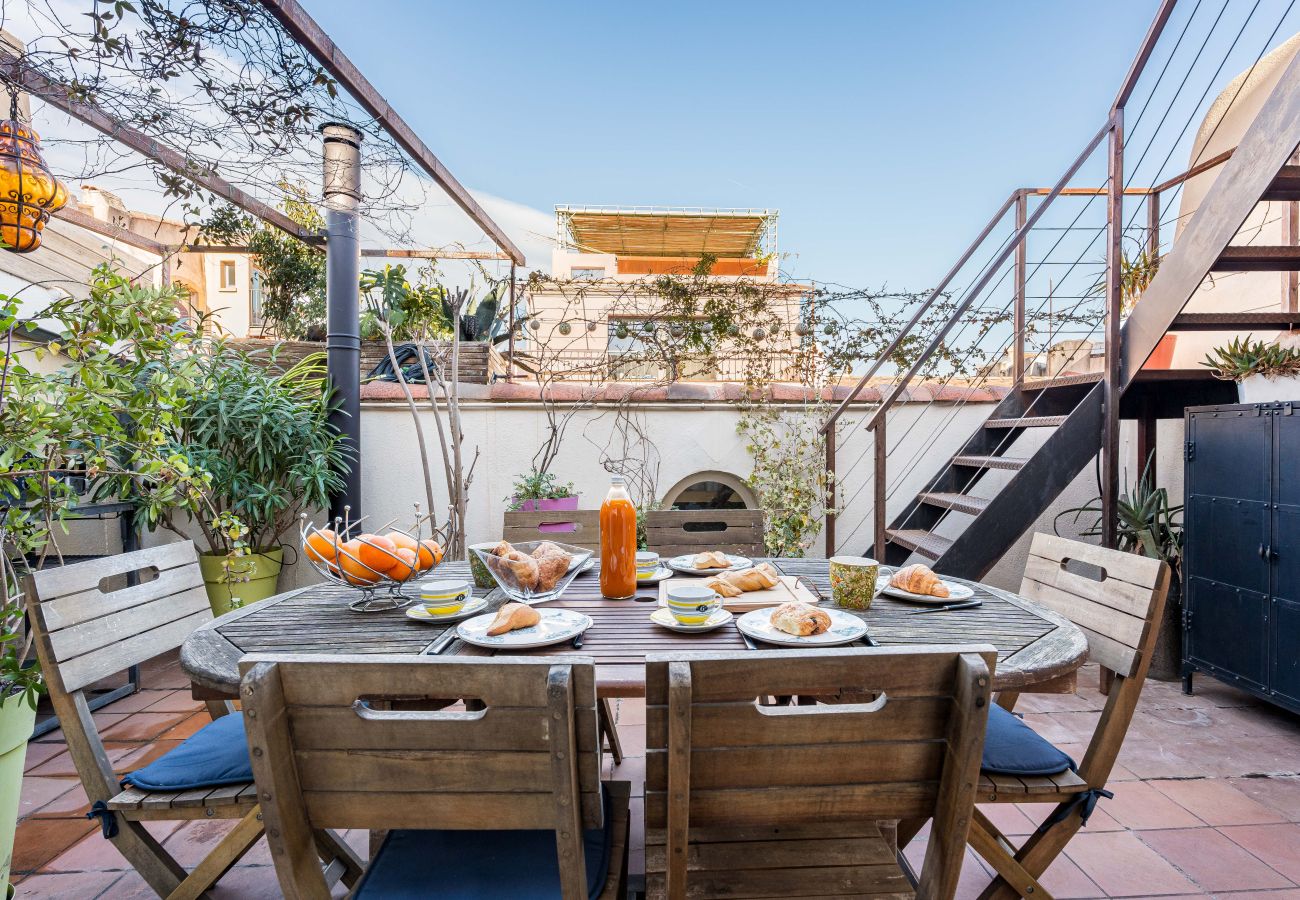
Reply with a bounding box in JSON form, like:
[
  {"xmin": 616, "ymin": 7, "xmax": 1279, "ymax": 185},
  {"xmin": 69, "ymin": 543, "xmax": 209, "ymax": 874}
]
[{"xmin": 644, "ymin": 509, "xmax": 765, "ymax": 558}]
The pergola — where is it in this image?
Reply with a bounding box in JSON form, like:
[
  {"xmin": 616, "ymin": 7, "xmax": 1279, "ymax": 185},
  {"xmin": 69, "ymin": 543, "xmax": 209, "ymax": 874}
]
[{"xmin": 1, "ymin": 0, "xmax": 525, "ymax": 518}]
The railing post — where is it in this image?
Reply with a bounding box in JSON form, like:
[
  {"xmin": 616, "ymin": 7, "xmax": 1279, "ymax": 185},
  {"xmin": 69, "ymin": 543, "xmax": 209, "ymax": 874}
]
[
  {"xmin": 507, "ymin": 262, "xmax": 517, "ymax": 382},
  {"xmin": 1013, "ymin": 189, "xmax": 1028, "ymax": 385},
  {"xmin": 1102, "ymin": 107, "xmax": 1124, "ymax": 550},
  {"xmin": 824, "ymin": 424, "xmax": 836, "ymax": 557},
  {"xmin": 873, "ymin": 418, "xmax": 887, "ymax": 560},
  {"xmin": 1147, "ymin": 190, "xmax": 1161, "ymax": 259}
]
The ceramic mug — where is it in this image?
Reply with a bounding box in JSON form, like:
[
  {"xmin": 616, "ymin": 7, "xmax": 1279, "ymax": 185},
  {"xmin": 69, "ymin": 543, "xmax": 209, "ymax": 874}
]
[
  {"xmin": 665, "ymin": 583, "xmax": 721, "ymax": 625},
  {"xmin": 829, "ymin": 556, "xmax": 879, "ymax": 610},
  {"xmin": 420, "ymin": 578, "xmax": 472, "ymax": 615},
  {"xmin": 636, "ymin": 551, "xmax": 660, "ymax": 581}
]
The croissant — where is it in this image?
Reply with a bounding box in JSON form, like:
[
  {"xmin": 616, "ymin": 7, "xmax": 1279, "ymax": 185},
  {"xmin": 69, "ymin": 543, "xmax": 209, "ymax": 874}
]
[
  {"xmin": 703, "ymin": 576, "xmax": 743, "ymax": 597},
  {"xmin": 534, "ymin": 553, "xmax": 570, "ymax": 592},
  {"xmin": 692, "ymin": 551, "xmax": 731, "ymax": 570},
  {"xmin": 491, "ymin": 540, "xmax": 515, "ymax": 558},
  {"xmin": 531, "ymin": 541, "xmax": 569, "ymax": 561},
  {"xmin": 708, "ymin": 563, "xmax": 781, "ymax": 595},
  {"xmin": 486, "ymin": 602, "xmax": 540, "ymax": 635},
  {"xmin": 889, "ymin": 564, "xmax": 950, "ymax": 598},
  {"xmin": 770, "ymin": 601, "xmax": 831, "ymax": 636},
  {"xmin": 488, "ymin": 550, "xmax": 539, "ymax": 591}
]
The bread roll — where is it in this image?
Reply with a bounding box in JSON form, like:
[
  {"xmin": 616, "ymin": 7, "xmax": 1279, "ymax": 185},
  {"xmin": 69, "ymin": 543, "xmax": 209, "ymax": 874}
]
[
  {"xmin": 691, "ymin": 551, "xmax": 731, "ymax": 570},
  {"xmin": 535, "ymin": 553, "xmax": 570, "ymax": 592},
  {"xmin": 770, "ymin": 601, "xmax": 832, "ymax": 636},
  {"xmin": 486, "ymin": 602, "xmax": 541, "ymax": 635}
]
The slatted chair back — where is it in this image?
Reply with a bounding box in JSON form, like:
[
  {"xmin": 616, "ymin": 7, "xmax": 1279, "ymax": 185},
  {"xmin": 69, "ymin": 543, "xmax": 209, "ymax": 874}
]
[
  {"xmin": 643, "ymin": 509, "xmax": 765, "ymax": 558},
  {"xmin": 1018, "ymin": 532, "xmax": 1170, "ymax": 785},
  {"xmin": 503, "ymin": 509, "xmax": 601, "ymax": 552},
  {"xmin": 25, "ymin": 540, "xmax": 210, "ymax": 696},
  {"xmin": 240, "ymin": 654, "xmax": 604, "ymax": 900},
  {"xmin": 645, "ymin": 646, "xmax": 996, "ymax": 900}
]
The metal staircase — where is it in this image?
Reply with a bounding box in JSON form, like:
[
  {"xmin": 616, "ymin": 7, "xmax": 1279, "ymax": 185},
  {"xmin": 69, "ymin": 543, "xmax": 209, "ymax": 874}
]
[{"xmin": 825, "ymin": 4, "xmax": 1300, "ymax": 579}]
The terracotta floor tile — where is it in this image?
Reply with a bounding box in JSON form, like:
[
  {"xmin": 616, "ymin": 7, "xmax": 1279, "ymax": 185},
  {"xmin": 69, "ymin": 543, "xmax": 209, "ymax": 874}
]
[
  {"xmin": 1228, "ymin": 776, "xmax": 1300, "ymax": 822},
  {"xmin": 98, "ymin": 711, "xmax": 191, "ymax": 742},
  {"xmin": 31, "ymin": 781, "xmax": 89, "ymax": 818},
  {"xmin": 1036, "ymin": 853, "xmax": 1106, "ymax": 899},
  {"xmin": 18, "ymin": 777, "xmax": 77, "ymax": 818},
  {"xmin": 158, "ymin": 712, "xmax": 212, "ymax": 740},
  {"xmin": 1138, "ymin": 827, "xmax": 1293, "ymax": 892},
  {"xmin": 100, "ymin": 689, "xmax": 172, "ymax": 714},
  {"xmin": 43, "ymin": 818, "xmax": 185, "ymax": 875},
  {"xmin": 979, "ymin": 802, "xmax": 1037, "ymax": 837},
  {"xmin": 11, "ymin": 870, "xmax": 124, "ymax": 898},
  {"xmin": 87, "ymin": 712, "xmax": 129, "ymax": 732},
  {"xmin": 1151, "ymin": 778, "xmax": 1288, "ymax": 826},
  {"xmin": 143, "ymin": 689, "xmax": 204, "ymax": 714},
  {"xmin": 1218, "ymin": 891, "xmax": 1300, "ymax": 899},
  {"xmin": 10, "ymin": 817, "xmax": 97, "ymax": 874},
  {"xmin": 1065, "ymin": 830, "xmax": 1201, "ymax": 896},
  {"xmin": 95, "ymin": 865, "xmax": 284, "ymax": 899},
  {"xmin": 21, "ymin": 742, "xmax": 67, "ymax": 773},
  {"xmin": 615, "ymin": 698, "xmax": 646, "ymax": 725},
  {"xmin": 1221, "ymin": 823, "xmax": 1300, "ymax": 883},
  {"xmin": 1103, "ymin": 780, "xmax": 1205, "ymax": 830},
  {"xmin": 161, "ymin": 819, "xmax": 241, "ymax": 868},
  {"xmin": 111, "ymin": 739, "xmax": 183, "ymax": 774},
  {"xmin": 1015, "ymin": 691, "xmax": 1103, "ymax": 714}
]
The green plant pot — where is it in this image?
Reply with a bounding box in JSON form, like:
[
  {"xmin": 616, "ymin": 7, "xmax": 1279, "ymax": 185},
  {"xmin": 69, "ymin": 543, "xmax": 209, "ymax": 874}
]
[
  {"xmin": 199, "ymin": 548, "xmax": 284, "ymax": 617},
  {"xmin": 0, "ymin": 693, "xmax": 36, "ymax": 894}
]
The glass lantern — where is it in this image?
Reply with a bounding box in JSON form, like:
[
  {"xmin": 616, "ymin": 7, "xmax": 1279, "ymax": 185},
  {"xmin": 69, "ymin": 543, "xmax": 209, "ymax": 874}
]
[{"xmin": 0, "ymin": 117, "xmax": 68, "ymax": 253}]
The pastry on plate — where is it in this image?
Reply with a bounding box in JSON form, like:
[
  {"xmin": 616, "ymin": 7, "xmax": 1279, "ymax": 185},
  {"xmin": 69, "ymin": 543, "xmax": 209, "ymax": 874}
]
[
  {"xmin": 769, "ymin": 601, "xmax": 832, "ymax": 637},
  {"xmin": 889, "ymin": 564, "xmax": 950, "ymax": 598},
  {"xmin": 705, "ymin": 563, "xmax": 781, "ymax": 596},
  {"xmin": 691, "ymin": 551, "xmax": 732, "ymax": 570},
  {"xmin": 486, "ymin": 602, "xmax": 541, "ymax": 635}
]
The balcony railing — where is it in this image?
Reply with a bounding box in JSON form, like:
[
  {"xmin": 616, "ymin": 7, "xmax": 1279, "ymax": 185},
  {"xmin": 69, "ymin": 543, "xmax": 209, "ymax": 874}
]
[{"xmin": 508, "ymin": 348, "xmax": 811, "ymax": 384}]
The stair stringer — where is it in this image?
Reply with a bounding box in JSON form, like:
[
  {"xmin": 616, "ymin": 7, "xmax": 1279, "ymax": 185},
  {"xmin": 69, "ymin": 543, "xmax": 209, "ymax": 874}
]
[{"xmin": 929, "ymin": 382, "xmax": 1104, "ymax": 580}]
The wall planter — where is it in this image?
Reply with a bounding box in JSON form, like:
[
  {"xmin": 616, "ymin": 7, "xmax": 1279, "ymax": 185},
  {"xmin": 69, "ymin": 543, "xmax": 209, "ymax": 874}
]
[
  {"xmin": 199, "ymin": 548, "xmax": 284, "ymax": 616},
  {"xmin": 0, "ymin": 694, "xmax": 36, "ymax": 895},
  {"xmin": 515, "ymin": 496, "xmax": 580, "ymax": 532},
  {"xmin": 1238, "ymin": 372, "xmax": 1300, "ymax": 403}
]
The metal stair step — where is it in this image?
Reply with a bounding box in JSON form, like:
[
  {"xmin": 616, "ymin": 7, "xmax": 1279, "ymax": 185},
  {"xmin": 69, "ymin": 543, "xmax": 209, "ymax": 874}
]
[
  {"xmin": 984, "ymin": 415, "xmax": 1067, "ymax": 429},
  {"xmin": 885, "ymin": 529, "xmax": 953, "ymax": 560},
  {"xmin": 919, "ymin": 492, "xmax": 990, "ymax": 516},
  {"xmin": 1211, "ymin": 246, "xmax": 1300, "ymax": 271},
  {"xmin": 1020, "ymin": 372, "xmax": 1102, "ymax": 391},
  {"xmin": 952, "ymin": 455, "xmax": 1028, "ymax": 471}
]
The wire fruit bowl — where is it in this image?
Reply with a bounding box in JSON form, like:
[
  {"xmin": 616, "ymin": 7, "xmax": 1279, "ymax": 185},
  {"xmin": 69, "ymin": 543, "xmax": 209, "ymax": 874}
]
[{"xmin": 300, "ymin": 506, "xmax": 446, "ymax": 612}]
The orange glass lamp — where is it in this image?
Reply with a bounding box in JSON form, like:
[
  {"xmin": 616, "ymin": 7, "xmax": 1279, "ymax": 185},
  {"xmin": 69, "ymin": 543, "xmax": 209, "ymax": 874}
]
[{"xmin": 0, "ymin": 93, "xmax": 68, "ymax": 253}]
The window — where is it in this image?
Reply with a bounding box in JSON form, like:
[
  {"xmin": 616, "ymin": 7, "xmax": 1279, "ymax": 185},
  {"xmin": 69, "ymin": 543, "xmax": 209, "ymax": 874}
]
[
  {"xmin": 571, "ymin": 267, "xmax": 604, "ymax": 281},
  {"xmin": 218, "ymin": 259, "xmax": 237, "ymax": 291},
  {"xmin": 249, "ymin": 269, "xmax": 264, "ymax": 326},
  {"xmin": 661, "ymin": 471, "xmax": 756, "ymax": 511}
]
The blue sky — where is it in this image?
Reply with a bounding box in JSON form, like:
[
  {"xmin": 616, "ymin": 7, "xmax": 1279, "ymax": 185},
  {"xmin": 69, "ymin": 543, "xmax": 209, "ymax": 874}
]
[{"xmin": 304, "ymin": 1, "xmax": 1266, "ymax": 289}]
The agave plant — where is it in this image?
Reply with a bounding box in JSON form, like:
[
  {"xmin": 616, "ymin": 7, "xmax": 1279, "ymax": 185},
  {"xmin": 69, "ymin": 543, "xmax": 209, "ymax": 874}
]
[
  {"xmin": 1054, "ymin": 455, "xmax": 1183, "ymax": 572},
  {"xmin": 1201, "ymin": 335, "xmax": 1300, "ymax": 382},
  {"xmin": 442, "ymin": 283, "xmax": 521, "ymax": 345}
]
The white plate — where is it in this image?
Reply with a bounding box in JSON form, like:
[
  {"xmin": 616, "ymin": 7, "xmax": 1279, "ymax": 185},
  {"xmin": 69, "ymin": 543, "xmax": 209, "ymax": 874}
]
[
  {"xmin": 636, "ymin": 566, "xmax": 674, "ymax": 585},
  {"xmin": 880, "ymin": 581, "xmax": 975, "ymax": 605},
  {"xmin": 667, "ymin": 554, "xmax": 754, "ymax": 576},
  {"xmin": 404, "ymin": 595, "xmax": 488, "ymax": 624},
  {"xmin": 649, "ymin": 607, "xmax": 733, "ymax": 633},
  {"xmin": 735, "ymin": 606, "xmax": 869, "ymax": 647},
  {"xmin": 456, "ymin": 608, "xmax": 593, "ymax": 649}
]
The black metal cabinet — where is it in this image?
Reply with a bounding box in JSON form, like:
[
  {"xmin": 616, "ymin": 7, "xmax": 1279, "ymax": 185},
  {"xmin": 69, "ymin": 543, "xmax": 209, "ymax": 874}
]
[{"xmin": 1184, "ymin": 402, "xmax": 1299, "ymax": 714}]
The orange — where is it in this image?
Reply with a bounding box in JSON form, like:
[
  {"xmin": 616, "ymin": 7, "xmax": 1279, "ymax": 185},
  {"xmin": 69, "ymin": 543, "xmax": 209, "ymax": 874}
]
[
  {"xmin": 416, "ymin": 539, "xmax": 443, "ymax": 571},
  {"xmin": 338, "ymin": 540, "xmax": 381, "ymax": 585},
  {"xmin": 386, "ymin": 531, "xmax": 420, "ymax": 554},
  {"xmin": 387, "ymin": 547, "xmax": 419, "ymax": 581},
  {"xmin": 356, "ymin": 533, "xmax": 400, "ymax": 573},
  {"xmin": 305, "ymin": 529, "xmax": 340, "ymax": 568}
]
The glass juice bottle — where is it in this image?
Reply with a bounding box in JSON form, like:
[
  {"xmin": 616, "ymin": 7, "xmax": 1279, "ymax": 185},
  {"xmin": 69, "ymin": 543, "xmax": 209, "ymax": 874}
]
[{"xmin": 599, "ymin": 476, "xmax": 638, "ymax": 599}]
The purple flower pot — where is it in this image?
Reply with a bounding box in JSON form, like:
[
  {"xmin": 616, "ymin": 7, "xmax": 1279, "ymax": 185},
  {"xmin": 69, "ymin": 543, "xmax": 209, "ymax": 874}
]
[{"xmin": 516, "ymin": 495, "xmax": 580, "ymax": 532}]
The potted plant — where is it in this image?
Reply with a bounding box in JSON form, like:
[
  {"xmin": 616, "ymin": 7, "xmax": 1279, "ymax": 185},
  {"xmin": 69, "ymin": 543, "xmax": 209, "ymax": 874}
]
[
  {"xmin": 1055, "ymin": 455, "xmax": 1184, "ymax": 680},
  {"xmin": 168, "ymin": 344, "xmax": 347, "ymax": 614},
  {"xmin": 508, "ymin": 470, "xmax": 579, "ymax": 533},
  {"xmin": 0, "ymin": 549, "xmax": 41, "ymax": 897},
  {"xmin": 1202, "ymin": 334, "xmax": 1300, "ymax": 403}
]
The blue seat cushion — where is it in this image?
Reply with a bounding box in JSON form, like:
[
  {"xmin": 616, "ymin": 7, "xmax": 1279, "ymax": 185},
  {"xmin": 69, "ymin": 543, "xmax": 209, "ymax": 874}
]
[
  {"xmin": 354, "ymin": 789, "xmax": 614, "ymax": 899},
  {"xmin": 121, "ymin": 712, "xmax": 253, "ymax": 792},
  {"xmin": 981, "ymin": 704, "xmax": 1076, "ymax": 776}
]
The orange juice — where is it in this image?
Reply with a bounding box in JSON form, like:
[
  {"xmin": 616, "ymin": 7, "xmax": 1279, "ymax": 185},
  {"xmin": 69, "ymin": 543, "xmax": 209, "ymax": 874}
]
[{"xmin": 599, "ymin": 476, "xmax": 638, "ymax": 599}]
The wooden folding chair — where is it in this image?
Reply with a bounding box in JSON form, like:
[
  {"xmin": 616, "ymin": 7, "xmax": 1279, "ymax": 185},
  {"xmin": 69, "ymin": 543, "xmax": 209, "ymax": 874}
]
[
  {"xmin": 645, "ymin": 645, "xmax": 997, "ymax": 900},
  {"xmin": 967, "ymin": 533, "xmax": 1171, "ymax": 900},
  {"xmin": 643, "ymin": 509, "xmax": 765, "ymax": 558},
  {"xmin": 21, "ymin": 542, "xmax": 361, "ymax": 899},
  {"xmin": 240, "ymin": 653, "xmax": 630, "ymax": 900}
]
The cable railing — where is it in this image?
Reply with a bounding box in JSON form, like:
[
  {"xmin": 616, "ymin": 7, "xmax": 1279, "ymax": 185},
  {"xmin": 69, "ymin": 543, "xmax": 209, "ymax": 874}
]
[{"xmin": 822, "ymin": 0, "xmax": 1294, "ymax": 557}]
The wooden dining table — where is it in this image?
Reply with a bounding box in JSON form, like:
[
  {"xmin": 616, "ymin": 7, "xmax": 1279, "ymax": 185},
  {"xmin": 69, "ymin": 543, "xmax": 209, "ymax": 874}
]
[{"xmin": 180, "ymin": 558, "xmax": 1088, "ymax": 701}]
